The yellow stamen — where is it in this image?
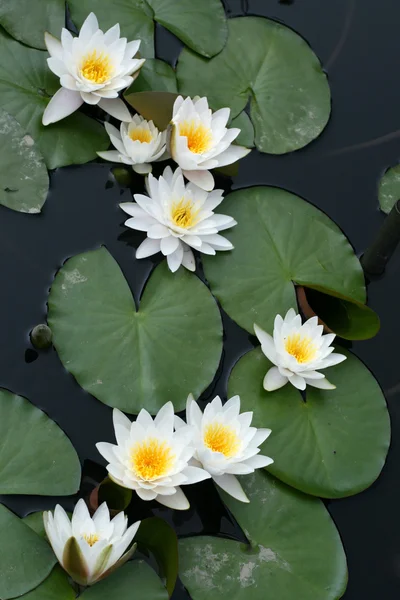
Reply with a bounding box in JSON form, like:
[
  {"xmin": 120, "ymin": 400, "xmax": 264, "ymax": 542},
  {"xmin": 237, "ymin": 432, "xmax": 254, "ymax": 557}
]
[
  {"xmin": 204, "ymin": 422, "xmax": 241, "ymax": 458},
  {"xmin": 131, "ymin": 438, "xmax": 175, "ymax": 480},
  {"xmin": 179, "ymin": 120, "xmax": 212, "ymax": 154},
  {"xmin": 80, "ymin": 50, "xmax": 112, "ymax": 84},
  {"xmin": 83, "ymin": 533, "xmax": 100, "ymax": 547},
  {"xmin": 129, "ymin": 128, "xmax": 153, "ymax": 143},
  {"xmin": 285, "ymin": 333, "xmax": 317, "ymax": 364},
  {"xmin": 171, "ymin": 198, "xmax": 199, "ymax": 228}
]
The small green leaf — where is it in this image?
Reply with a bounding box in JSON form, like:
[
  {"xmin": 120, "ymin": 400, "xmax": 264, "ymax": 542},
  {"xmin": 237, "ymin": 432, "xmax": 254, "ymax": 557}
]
[
  {"xmin": 125, "ymin": 91, "xmax": 178, "ymax": 130},
  {"xmin": 230, "ymin": 111, "xmax": 255, "ymax": 148},
  {"xmin": 0, "ymin": 109, "xmax": 48, "ymax": 214},
  {"xmin": 0, "ymin": 0, "xmax": 65, "ymax": 50},
  {"xmin": 48, "ymin": 247, "xmax": 222, "ymax": 414},
  {"xmin": 81, "ymin": 561, "xmax": 168, "ymax": 599},
  {"xmin": 136, "ymin": 518, "xmax": 178, "ymax": 597},
  {"xmin": 0, "ymin": 504, "xmax": 57, "ymax": 599},
  {"xmin": 126, "ymin": 59, "xmax": 178, "ymax": 95},
  {"xmin": 378, "ymin": 164, "xmax": 400, "ymax": 214},
  {"xmin": 0, "ymin": 389, "xmax": 81, "ymax": 495},
  {"xmin": 177, "ymin": 16, "xmax": 331, "ymax": 154},
  {"xmin": 19, "ymin": 567, "xmax": 75, "ymax": 600},
  {"xmin": 228, "ymin": 347, "xmax": 390, "ymax": 498},
  {"xmin": 98, "ymin": 477, "xmax": 133, "ymax": 512},
  {"xmin": 180, "ymin": 471, "xmax": 347, "ymax": 600}
]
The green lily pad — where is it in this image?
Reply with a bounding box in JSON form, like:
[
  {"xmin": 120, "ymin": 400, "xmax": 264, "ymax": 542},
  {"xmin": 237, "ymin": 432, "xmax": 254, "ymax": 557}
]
[
  {"xmin": 0, "ymin": 109, "xmax": 48, "ymax": 214},
  {"xmin": 378, "ymin": 164, "xmax": 400, "ymax": 214},
  {"xmin": 19, "ymin": 567, "xmax": 75, "ymax": 600},
  {"xmin": 177, "ymin": 16, "xmax": 331, "ymax": 154},
  {"xmin": 69, "ymin": 0, "xmax": 227, "ymax": 59},
  {"xmin": 180, "ymin": 470, "xmax": 347, "ymax": 600},
  {"xmin": 136, "ymin": 518, "xmax": 178, "ymax": 597},
  {"xmin": 0, "ymin": 389, "xmax": 81, "ymax": 495},
  {"xmin": 126, "ymin": 59, "xmax": 178, "ymax": 95},
  {"xmin": 231, "ymin": 111, "xmax": 255, "ymax": 148},
  {"xmin": 228, "ymin": 347, "xmax": 390, "ymax": 498},
  {"xmin": 0, "ymin": 0, "xmax": 65, "ymax": 50},
  {"xmin": 0, "ymin": 504, "xmax": 57, "ymax": 599},
  {"xmin": 202, "ymin": 186, "xmax": 368, "ymax": 336},
  {"xmin": 0, "ymin": 29, "xmax": 109, "ymax": 169},
  {"xmin": 24, "ymin": 512, "xmax": 47, "ymax": 538},
  {"xmin": 82, "ymin": 561, "xmax": 168, "ymax": 599},
  {"xmin": 48, "ymin": 247, "xmax": 222, "ymax": 414}
]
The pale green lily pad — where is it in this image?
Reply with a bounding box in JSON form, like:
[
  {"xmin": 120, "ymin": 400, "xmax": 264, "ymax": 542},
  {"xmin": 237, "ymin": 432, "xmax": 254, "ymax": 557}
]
[
  {"xmin": 0, "ymin": 109, "xmax": 48, "ymax": 214},
  {"xmin": 69, "ymin": 0, "xmax": 227, "ymax": 59},
  {"xmin": 0, "ymin": 504, "xmax": 57, "ymax": 599},
  {"xmin": 177, "ymin": 16, "xmax": 331, "ymax": 154},
  {"xmin": 231, "ymin": 111, "xmax": 255, "ymax": 148},
  {"xmin": 378, "ymin": 164, "xmax": 400, "ymax": 214},
  {"xmin": 19, "ymin": 567, "xmax": 75, "ymax": 600},
  {"xmin": 228, "ymin": 347, "xmax": 390, "ymax": 498},
  {"xmin": 126, "ymin": 58, "xmax": 178, "ymax": 95},
  {"xmin": 0, "ymin": 389, "xmax": 81, "ymax": 495},
  {"xmin": 82, "ymin": 561, "xmax": 168, "ymax": 599},
  {"xmin": 0, "ymin": 29, "xmax": 109, "ymax": 169},
  {"xmin": 0, "ymin": 0, "xmax": 65, "ymax": 50},
  {"xmin": 48, "ymin": 247, "xmax": 222, "ymax": 414},
  {"xmin": 202, "ymin": 186, "xmax": 373, "ymax": 338},
  {"xmin": 180, "ymin": 471, "xmax": 347, "ymax": 600}
]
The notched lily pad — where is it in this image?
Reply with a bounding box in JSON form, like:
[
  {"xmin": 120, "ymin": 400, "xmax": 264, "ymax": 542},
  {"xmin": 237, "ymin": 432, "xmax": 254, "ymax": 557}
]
[
  {"xmin": 0, "ymin": 109, "xmax": 48, "ymax": 214},
  {"xmin": 228, "ymin": 347, "xmax": 390, "ymax": 498},
  {"xmin": 0, "ymin": 0, "xmax": 65, "ymax": 50},
  {"xmin": 378, "ymin": 164, "xmax": 400, "ymax": 214},
  {"xmin": 180, "ymin": 470, "xmax": 347, "ymax": 600},
  {"xmin": 177, "ymin": 16, "xmax": 331, "ymax": 154},
  {"xmin": 48, "ymin": 247, "xmax": 222, "ymax": 414}
]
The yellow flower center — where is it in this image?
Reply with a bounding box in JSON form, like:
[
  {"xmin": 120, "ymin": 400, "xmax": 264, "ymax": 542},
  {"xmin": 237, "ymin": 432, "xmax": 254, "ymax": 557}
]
[
  {"xmin": 171, "ymin": 198, "xmax": 199, "ymax": 228},
  {"xmin": 80, "ymin": 50, "xmax": 112, "ymax": 84},
  {"xmin": 285, "ymin": 333, "xmax": 317, "ymax": 364},
  {"xmin": 203, "ymin": 422, "xmax": 241, "ymax": 458},
  {"xmin": 179, "ymin": 120, "xmax": 212, "ymax": 154},
  {"xmin": 129, "ymin": 128, "xmax": 153, "ymax": 143},
  {"xmin": 131, "ymin": 438, "xmax": 175, "ymax": 480},
  {"xmin": 83, "ymin": 533, "xmax": 100, "ymax": 547}
]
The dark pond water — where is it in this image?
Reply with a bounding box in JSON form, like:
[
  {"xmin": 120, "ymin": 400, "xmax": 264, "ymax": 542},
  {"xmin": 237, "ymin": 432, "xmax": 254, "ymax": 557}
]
[{"xmin": 1, "ymin": 0, "xmax": 399, "ymax": 597}]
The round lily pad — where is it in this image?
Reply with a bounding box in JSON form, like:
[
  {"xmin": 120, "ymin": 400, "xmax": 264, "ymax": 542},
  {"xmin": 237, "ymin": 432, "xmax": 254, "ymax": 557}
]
[
  {"xmin": 0, "ymin": 29, "xmax": 109, "ymax": 169},
  {"xmin": 0, "ymin": 0, "xmax": 65, "ymax": 50},
  {"xmin": 48, "ymin": 247, "xmax": 222, "ymax": 414},
  {"xmin": 0, "ymin": 389, "xmax": 81, "ymax": 495},
  {"xmin": 177, "ymin": 16, "xmax": 331, "ymax": 154},
  {"xmin": 180, "ymin": 470, "xmax": 347, "ymax": 600},
  {"xmin": 0, "ymin": 109, "xmax": 48, "ymax": 214},
  {"xmin": 127, "ymin": 58, "xmax": 178, "ymax": 95},
  {"xmin": 19, "ymin": 567, "xmax": 75, "ymax": 600},
  {"xmin": 69, "ymin": 0, "xmax": 227, "ymax": 59},
  {"xmin": 378, "ymin": 164, "xmax": 400, "ymax": 214},
  {"xmin": 0, "ymin": 504, "xmax": 56, "ymax": 599},
  {"xmin": 82, "ymin": 561, "xmax": 168, "ymax": 599},
  {"xmin": 228, "ymin": 347, "xmax": 390, "ymax": 498},
  {"xmin": 202, "ymin": 186, "xmax": 369, "ymax": 337}
]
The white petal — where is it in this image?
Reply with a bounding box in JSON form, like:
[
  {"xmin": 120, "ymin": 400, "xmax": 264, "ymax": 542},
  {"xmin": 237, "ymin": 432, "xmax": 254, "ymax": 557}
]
[
  {"xmin": 42, "ymin": 88, "xmax": 83, "ymax": 125},
  {"xmin": 44, "ymin": 32, "xmax": 62, "ymax": 59},
  {"xmin": 79, "ymin": 12, "xmax": 99, "ymax": 42},
  {"xmin": 319, "ymin": 353, "xmax": 347, "ymax": 368},
  {"xmin": 60, "ymin": 74, "xmax": 78, "ymax": 90},
  {"xmin": 136, "ymin": 488, "xmax": 157, "ymax": 501},
  {"xmin": 214, "ymin": 144, "xmax": 251, "ymax": 167},
  {"xmin": 244, "ymin": 455, "xmax": 274, "ymax": 469},
  {"xmin": 253, "ymin": 324, "xmax": 277, "ymax": 364},
  {"xmin": 81, "ymin": 91, "xmax": 101, "ymax": 105},
  {"xmin": 47, "ymin": 57, "xmax": 68, "ymax": 77},
  {"xmin": 96, "ymin": 442, "xmax": 118, "ymax": 465},
  {"xmin": 181, "ymin": 247, "xmax": 196, "ymax": 271},
  {"xmin": 97, "ymin": 150, "xmax": 128, "ymax": 163},
  {"xmin": 182, "ymin": 169, "xmax": 214, "ymax": 191},
  {"xmin": 182, "ymin": 466, "xmax": 211, "ymax": 484},
  {"xmin": 307, "ymin": 377, "xmax": 336, "ymax": 390},
  {"xmin": 136, "ymin": 238, "xmax": 161, "ymax": 259},
  {"xmin": 119, "ymin": 203, "xmax": 146, "ymax": 218},
  {"xmin": 263, "ymin": 367, "xmax": 288, "ymax": 392},
  {"xmin": 250, "ymin": 428, "xmax": 272, "ymax": 447},
  {"xmin": 160, "ymin": 236, "xmax": 180, "ymax": 256},
  {"xmin": 212, "ymin": 474, "xmax": 249, "ymax": 503},
  {"xmin": 98, "ymin": 98, "xmax": 132, "ymax": 121},
  {"xmin": 289, "ymin": 374, "xmax": 306, "ymax": 390},
  {"xmin": 166, "ymin": 244, "xmax": 184, "ymax": 273},
  {"xmin": 133, "ymin": 163, "xmax": 152, "ymax": 174},
  {"xmin": 156, "ymin": 487, "xmax": 190, "ymax": 510}
]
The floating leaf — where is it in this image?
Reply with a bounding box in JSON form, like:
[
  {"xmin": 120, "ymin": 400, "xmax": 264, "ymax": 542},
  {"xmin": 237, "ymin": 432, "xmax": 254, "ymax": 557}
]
[
  {"xmin": 69, "ymin": 0, "xmax": 227, "ymax": 59},
  {"xmin": 48, "ymin": 247, "xmax": 222, "ymax": 414},
  {"xmin": 378, "ymin": 164, "xmax": 400, "ymax": 214},
  {"xmin": 81, "ymin": 561, "xmax": 168, "ymax": 599},
  {"xmin": 180, "ymin": 471, "xmax": 347, "ymax": 600},
  {"xmin": 0, "ymin": 389, "xmax": 81, "ymax": 495},
  {"xmin": 136, "ymin": 518, "xmax": 178, "ymax": 597},
  {"xmin": 19, "ymin": 567, "xmax": 75, "ymax": 600},
  {"xmin": 126, "ymin": 59, "xmax": 178, "ymax": 95},
  {"xmin": 125, "ymin": 91, "xmax": 178, "ymax": 130},
  {"xmin": 0, "ymin": 109, "xmax": 48, "ymax": 214},
  {"xmin": 24, "ymin": 512, "xmax": 47, "ymax": 538},
  {"xmin": 0, "ymin": 29, "xmax": 109, "ymax": 169},
  {"xmin": 90, "ymin": 477, "xmax": 133, "ymax": 514},
  {"xmin": 177, "ymin": 16, "xmax": 331, "ymax": 154},
  {"xmin": 231, "ymin": 111, "xmax": 255, "ymax": 148},
  {"xmin": 0, "ymin": 504, "xmax": 56, "ymax": 599},
  {"xmin": 0, "ymin": 0, "xmax": 65, "ymax": 50},
  {"xmin": 228, "ymin": 347, "xmax": 390, "ymax": 498},
  {"xmin": 202, "ymin": 186, "xmax": 366, "ymax": 335}
]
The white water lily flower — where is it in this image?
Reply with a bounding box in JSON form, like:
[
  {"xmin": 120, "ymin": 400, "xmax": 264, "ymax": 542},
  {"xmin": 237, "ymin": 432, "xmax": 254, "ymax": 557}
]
[
  {"xmin": 97, "ymin": 114, "xmax": 167, "ymax": 174},
  {"xmin": 175, "ymin": 394, "xmax": 273, "ymax": 503},
  {"xmin": 96, "ymin": 402, "xmax": 211, "ymax": 511},
  {"xmin": 43, "ymin": 500, "xmax": 140, "ymax": 586},
  {"xmin": 254, "ymin": 308, "xmax": 347, "ymax": 392},
  {"xmin": 42, "ymin": 12, "xmax": 145, "ymax": 125},
  {"xmin": 170, "ymin": 96, "xmax": 251, "ymax": 191},
  {"xmin": 120, "ymin": 165, "xmax": 236, "ymax": 272}
]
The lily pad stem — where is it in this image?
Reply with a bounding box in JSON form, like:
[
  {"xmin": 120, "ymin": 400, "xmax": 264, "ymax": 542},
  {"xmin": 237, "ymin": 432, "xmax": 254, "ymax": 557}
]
[{"xmin": 361, "ymin": 199, "xmax": 400, "ymax": 276}]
